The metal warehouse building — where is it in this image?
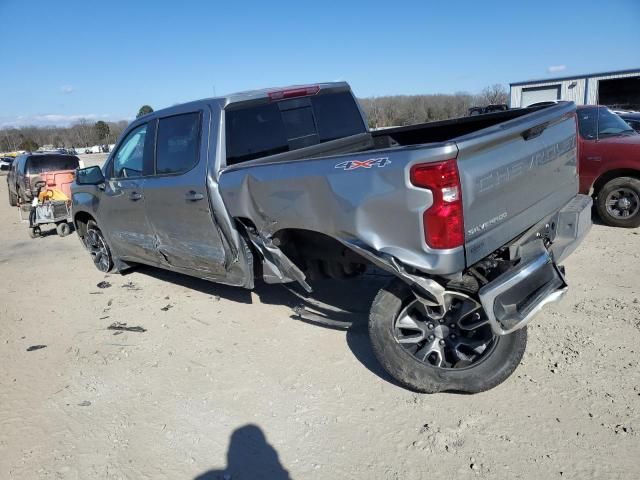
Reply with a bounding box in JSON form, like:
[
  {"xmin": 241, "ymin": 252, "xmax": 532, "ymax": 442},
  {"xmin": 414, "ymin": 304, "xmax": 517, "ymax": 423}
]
[{"xmin": 510, "ymin": 68, "xmax": 640, "ymax": 110}]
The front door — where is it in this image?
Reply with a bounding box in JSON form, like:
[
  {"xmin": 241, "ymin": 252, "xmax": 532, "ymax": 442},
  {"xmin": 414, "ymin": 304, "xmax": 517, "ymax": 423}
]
[
  {"xmin": 100, "ymin": 122, "xmax": 160, "ymax": 264},
  {"xmin": 143, "ymin": 108, "xmax": 228, "ymax": 276}
]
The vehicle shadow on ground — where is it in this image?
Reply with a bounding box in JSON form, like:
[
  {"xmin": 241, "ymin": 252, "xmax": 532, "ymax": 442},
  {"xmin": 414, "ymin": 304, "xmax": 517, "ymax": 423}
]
[
  {"xmin": 133, "ymin": 266, "xmax": 403, "ymax": 389},
  {"xmin": 194, "ymin": 424, "xmax": 290, "ymax": 480}
]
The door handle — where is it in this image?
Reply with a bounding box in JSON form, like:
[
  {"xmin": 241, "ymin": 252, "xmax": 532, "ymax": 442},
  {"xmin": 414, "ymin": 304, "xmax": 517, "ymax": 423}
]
[
  {"xmin": 129, "ymin": 192, "xmax": 143, "ymax": 201},
  {"xmin": 185, "ymin": 191, "xmax": 204, "ymax": 201}
]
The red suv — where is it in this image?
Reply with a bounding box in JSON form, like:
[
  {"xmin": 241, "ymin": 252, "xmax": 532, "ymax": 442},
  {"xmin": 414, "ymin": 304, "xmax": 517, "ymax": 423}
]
[{"xmin": 577, "ymin": 106, "xmax": 640, "ymax": 228}]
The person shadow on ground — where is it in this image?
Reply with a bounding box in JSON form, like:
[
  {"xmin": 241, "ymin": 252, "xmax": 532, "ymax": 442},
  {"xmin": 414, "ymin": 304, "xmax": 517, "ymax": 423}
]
[{"xmin": 195, "ymin": 424, "xmax": 290, "ymax": 480}]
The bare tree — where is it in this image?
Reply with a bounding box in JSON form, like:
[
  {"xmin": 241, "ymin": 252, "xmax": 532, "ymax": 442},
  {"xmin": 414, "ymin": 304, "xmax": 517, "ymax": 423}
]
[{"xmin": 477, "ymin": 84, "xmax": 509, "ymax": 106}]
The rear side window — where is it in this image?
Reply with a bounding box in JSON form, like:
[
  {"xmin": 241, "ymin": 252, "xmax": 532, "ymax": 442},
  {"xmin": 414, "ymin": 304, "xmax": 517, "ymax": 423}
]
[
  {"xmin": 156, "ymin": 112, "xmax": 201, "ymax": 174},
  {"xmin": 26, "ymin": 155, "xmax": 79, "ymax": 174},
  {"xmin": 225, "ymin": 91, "xmax": 366, "ymax": 165}
]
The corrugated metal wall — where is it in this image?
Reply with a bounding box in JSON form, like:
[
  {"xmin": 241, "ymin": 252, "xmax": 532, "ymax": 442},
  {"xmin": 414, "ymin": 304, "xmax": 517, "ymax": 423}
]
[
  {"xmin": 510, "ymin": 79, "xmax": 585, "ymax": 107},
  {"xmin": 586, "ymin": 71, "xmax": 640, "ymax": 104},
  {"xmin": 510, "ymin": 70, "xmax": 640, "ymax": 108}
]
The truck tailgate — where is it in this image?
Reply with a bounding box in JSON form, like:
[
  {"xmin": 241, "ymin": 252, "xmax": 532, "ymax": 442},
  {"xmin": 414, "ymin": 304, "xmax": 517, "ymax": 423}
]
[{"xmin": 455, "ymin": 102, "xmax": 578, "ymax": 265}]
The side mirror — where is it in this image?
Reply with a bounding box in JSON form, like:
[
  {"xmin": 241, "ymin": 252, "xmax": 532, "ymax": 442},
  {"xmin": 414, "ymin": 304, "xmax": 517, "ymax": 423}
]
[{"xmin": 76, "ymin": 165, "xmax": 105, "ymax": 186}]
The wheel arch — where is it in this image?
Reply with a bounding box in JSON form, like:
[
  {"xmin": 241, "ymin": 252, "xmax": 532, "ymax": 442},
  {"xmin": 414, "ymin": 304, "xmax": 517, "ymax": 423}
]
[
  {"xmin": 73, "ymin": 210, "xmax": 96, "ymax": 239},
  {"xmin": 592, "ymin": 169, "xmax": 640, "ymax": 197}
]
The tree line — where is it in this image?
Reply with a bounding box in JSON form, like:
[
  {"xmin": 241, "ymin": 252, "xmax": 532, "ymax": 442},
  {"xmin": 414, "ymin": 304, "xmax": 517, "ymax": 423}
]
[
  {"xmin": 0, "ymin": 119, "xmax": 128, "ymax": 152},
  {"xmin": 359, "ymin": 84, "xmax": 509, "ymax": 128},
  {"xmin": 0, "ymin": 105, "xmax": 155, "ymax": 153},
  {"xmin": 1, "ymin": 86, "xmax": 508, "ymax": 152}
]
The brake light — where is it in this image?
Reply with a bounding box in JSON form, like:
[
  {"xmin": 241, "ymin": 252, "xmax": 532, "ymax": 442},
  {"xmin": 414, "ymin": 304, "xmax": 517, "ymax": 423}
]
[
  {"xmin": 410, "ymin": 159, "xmax": 464, "ymax": 249},
  {"xmin": 268, "ymin": 85, "xmax": 320, "ymax": 101}
]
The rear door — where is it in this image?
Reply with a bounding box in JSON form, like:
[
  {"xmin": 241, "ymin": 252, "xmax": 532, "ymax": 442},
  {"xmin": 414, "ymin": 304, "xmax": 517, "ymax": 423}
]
[
  {"xmin": 143, "ymin": 107, "xmax": 228, "ymax": 276},
  {"xmin": 455, "ymin": 102, "xmax": 578, "ymax": 265},
  {"xmin": 100, "ymin": 122, "xmax": 160, "ymax": 263}
]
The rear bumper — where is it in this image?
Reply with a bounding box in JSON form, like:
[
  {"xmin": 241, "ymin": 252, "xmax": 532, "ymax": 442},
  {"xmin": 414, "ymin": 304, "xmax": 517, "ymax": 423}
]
[{"xmin": 478, "ymin": 194, "xmax": 592, "ymax": 335}]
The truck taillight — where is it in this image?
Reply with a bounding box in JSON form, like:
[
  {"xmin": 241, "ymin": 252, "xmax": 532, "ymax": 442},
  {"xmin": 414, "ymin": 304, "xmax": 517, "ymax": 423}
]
[{"xmin": 410, "ymin": 159, "xmax": 464, "ymax": 249}]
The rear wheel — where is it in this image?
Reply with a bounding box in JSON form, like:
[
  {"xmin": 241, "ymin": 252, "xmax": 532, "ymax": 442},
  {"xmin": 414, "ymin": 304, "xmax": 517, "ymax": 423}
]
[
  {"xmin": 8, "ymin": 187, "xmax": 18, "ymax": 206},
  {"xmin": 84, "ymin": 220, "xmax": 113, "ymax": 272},
  {"xmin": 596, "ymin": 177, "xmax": 640, "ymax": 228},
  {"xmin": 369, "ymin": 279, "xmax": 527, "ymax": 393}
]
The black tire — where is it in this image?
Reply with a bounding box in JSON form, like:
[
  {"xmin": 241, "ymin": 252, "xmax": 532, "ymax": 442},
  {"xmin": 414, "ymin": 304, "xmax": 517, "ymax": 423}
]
[
  {"xmin": 84, "ymin": 220, "xmax": 114, "ymax": 272},
  {"xmin": 596, "ymin": 177, "xmax": 640, "ymax": 228},
  {"xmin": 8, "ymin": 187, "xmax": 17, "ymax": 207},
  {"xmin": 368, "ymin": 279, "xmax": 527, "ymax": 394},
  {"xmin": 56, "ymin": 222, "xmax": 71, "ymax": 237}
]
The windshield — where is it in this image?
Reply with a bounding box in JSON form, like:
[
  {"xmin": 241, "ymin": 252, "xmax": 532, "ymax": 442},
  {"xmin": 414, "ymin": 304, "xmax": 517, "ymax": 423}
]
[
  {"xmin": 26, "ymin": 155, "xmax": 80, "ymax": 174},
  {"xmin": 577, "ymin": 107, "xmax": 636, "ymax": 139}
]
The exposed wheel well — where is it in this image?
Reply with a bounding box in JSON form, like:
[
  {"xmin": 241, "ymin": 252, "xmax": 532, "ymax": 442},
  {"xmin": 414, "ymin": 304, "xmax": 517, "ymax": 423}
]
[
  {"xmin": 273, "ymin": 228, "xmax": 372, "ymax": 280},
  {"xmin": 592, "ymin": 169, "xmax": 640, "ymax": 197},
  {"xmin": 233, "ymin": 218, "xmax": 373, "ymax": 281},
  {"xmin": 74, "ymin": 211, "xmax": 95, "ymax": 239}
]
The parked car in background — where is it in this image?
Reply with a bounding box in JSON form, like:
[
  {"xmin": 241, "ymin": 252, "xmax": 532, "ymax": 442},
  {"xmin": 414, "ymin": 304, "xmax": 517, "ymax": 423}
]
[
  {"xmin": 616, "ymin": 111, "xmax": 640, "ymax": 133},
  {"xmin": 468, "ymin": 104, "xmax": 508, "ymax": 116},
  {"xmin": 576, "ymin": 105, "xmax": 640, "ymax": 227},
  {"xmin": 87, "ymin": 145, "xmax": 102, "ymax": 154},
  {"xmin": 72, "ymin": 83, "xmax": 590, "ymax": 393},
  {"xmin": 6, "ymin": 153, "xmax": 80, "ymax": 205},
  {"xmin": 0, "ymin": 157, "xmax": 14, "ymax": 171}
]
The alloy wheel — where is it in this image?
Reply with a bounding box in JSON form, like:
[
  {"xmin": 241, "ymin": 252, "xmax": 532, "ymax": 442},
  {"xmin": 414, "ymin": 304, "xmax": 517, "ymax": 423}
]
[
  {"xmin": 393, "ymin": 294, "xmax": 497, "ymax": 369},
  {"xmin": 605, "ymin": 187, "xmax": 640, "ymax": 219},
  {"xmin": 85, "ymin": 228, "xmax": 111, "ymax": 272}
]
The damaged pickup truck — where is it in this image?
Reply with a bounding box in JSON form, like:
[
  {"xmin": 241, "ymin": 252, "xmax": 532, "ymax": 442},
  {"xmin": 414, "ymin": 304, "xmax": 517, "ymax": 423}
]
[{"xmin": 72, "ymin": 82, "xmax": 591, "ymax": 393}]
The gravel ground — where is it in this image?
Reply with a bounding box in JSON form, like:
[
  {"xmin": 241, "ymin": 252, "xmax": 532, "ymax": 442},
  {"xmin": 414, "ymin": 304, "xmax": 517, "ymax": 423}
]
[{"xmin": 0, "ymin": 178, "xmax": 638, "ymax": 479}]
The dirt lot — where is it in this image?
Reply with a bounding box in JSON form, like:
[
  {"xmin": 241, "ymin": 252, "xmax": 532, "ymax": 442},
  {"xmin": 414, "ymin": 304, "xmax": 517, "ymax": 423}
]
[{"xmin": 0, "ymin": 177, "xmax": 639, "ymax": 480}]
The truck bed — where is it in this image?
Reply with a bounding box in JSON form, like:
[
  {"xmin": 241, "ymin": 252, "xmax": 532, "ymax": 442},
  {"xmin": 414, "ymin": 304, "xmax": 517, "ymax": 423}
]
[{"xmin": 220, "ymin": 102, "xmax": 577, "ymax": 275}]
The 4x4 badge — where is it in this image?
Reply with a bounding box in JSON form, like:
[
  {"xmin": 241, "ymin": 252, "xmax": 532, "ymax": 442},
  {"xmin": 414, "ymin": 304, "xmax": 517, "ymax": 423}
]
[{"xmin": 335, "ymin": 157, "xmax": 391, "ymax": 171}]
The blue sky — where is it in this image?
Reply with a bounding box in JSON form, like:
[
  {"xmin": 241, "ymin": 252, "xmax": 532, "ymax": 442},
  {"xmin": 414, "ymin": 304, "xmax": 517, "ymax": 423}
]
[{"xmin": 1, "ymin": 0, "xmax": 638, "ymax": 127}]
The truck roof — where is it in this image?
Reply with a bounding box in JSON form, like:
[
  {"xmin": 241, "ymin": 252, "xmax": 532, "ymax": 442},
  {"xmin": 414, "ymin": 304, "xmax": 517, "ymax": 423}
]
[
  {"xmin": 221, "ymin": 81, "xmax": 350, "ymax": 107},
  {"xmin": 138, "ymin": 82, "xmax": 351, "ymax": 119}
]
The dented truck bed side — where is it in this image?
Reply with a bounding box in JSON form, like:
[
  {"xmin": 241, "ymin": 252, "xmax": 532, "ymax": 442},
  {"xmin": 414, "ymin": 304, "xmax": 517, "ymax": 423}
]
[{"xmin": 217, "ymin": 101, "xmax": 580, "ymax": 286}]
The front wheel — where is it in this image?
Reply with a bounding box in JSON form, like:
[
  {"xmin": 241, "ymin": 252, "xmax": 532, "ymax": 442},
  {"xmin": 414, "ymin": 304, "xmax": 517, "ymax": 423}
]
[
  {"xmin": 369, "ymin": 279, "xmax": 527, "ymax": 393},
  {"xmin": 596, "ymin": 177, "xmax": 640, "ymax": 228},
  {"xmin": 84, "ymin": 220, "xmax": 113, "ymax": 272}
]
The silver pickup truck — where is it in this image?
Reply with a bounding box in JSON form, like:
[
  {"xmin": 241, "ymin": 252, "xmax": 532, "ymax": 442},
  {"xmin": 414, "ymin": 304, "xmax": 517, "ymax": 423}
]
[{"xmin": 72, "ymin": 82, "xmax": 591, "ymax": 393}]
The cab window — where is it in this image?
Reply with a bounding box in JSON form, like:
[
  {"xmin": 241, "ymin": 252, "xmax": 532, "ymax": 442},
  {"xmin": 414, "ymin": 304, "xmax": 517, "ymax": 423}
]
[
  {"xmin": 155, "ymin": 112, "xmax": 201, "ymax": 175},
  {"xmin": 112, "ymin": 124, "xmax": 148, "ymax": 178}
]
